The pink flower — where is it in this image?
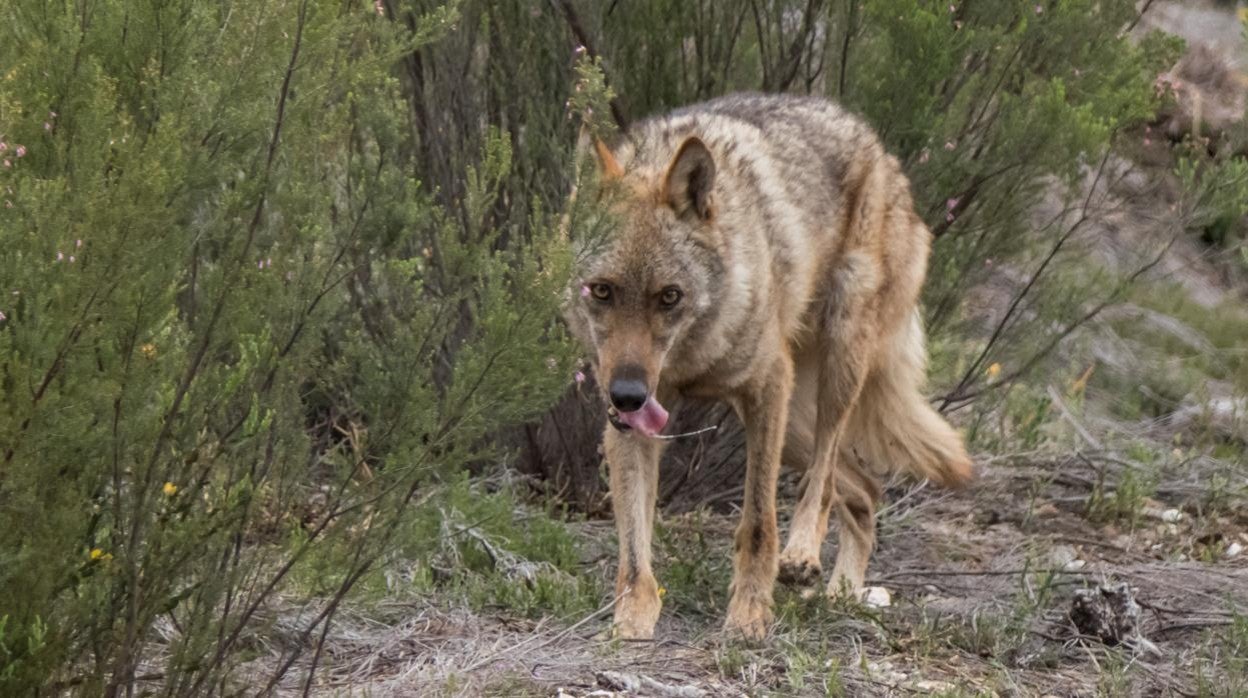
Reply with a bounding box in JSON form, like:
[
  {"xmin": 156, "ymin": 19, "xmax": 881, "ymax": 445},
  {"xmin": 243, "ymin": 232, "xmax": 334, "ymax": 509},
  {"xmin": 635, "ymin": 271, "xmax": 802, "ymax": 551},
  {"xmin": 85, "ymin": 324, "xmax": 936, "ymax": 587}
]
[
  {"xmin": 946, "ymin": 197, "xmax": 960, "ymax": 211},
  {"xmin": 1034, "ymin": 4, "xmax": 1043, "ymax": 14},
  {"xmin": 68, "ymin": 255, "xmax": 75, "ymax": 263},
  {"xmin": 574, "ymin": 370, "xmax": 586, "ymax": 384},
  {"xmin": 944, "ymin": 141, "xmax": 956, "ymax": 151},
  {"xmin": 75, "ymin": 239, "xmax": 82, "ymax": 248},
  {"xmin": 43, "ymin": 122, "xmax": 51, "ymax": 131},
  {"xmin": 56, "ymin": 251, "xmax": 64, "ymax": 261},
  {"xmin": 918, "ymin": 148, "xmax": 930, "ymax": 164},
  {"xmin": 0, "ymin": 310, "xmax": 6, "ymax": 321},
  {"xmin": 946, "ymin": 212, "xmax": 955, "ymax": 223},
  {"xmin": 1143, "ymin": 137, "xmax": 1152, "ymax": 146},
  {"xmin": 0, "ymin": 142, "xmax": 6, "ymax": 153},
  {"xmin": 2, "ymin": 160, "xmax": 9, "ymax": 169},
  {"xmin": 949, "ymin": 4, "xmax": 956, "ymax": 11},
  {"xmin": 15, "ymin": 146, "xmax": 25, "ymax": 158}
]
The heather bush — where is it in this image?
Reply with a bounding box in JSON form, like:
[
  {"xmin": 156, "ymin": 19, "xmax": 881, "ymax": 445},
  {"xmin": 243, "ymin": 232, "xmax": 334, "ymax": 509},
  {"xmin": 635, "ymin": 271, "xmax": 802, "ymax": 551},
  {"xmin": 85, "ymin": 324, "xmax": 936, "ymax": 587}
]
[{"xmin": 0, "ymin": 0, "xmax": 589, "ymax": 692}]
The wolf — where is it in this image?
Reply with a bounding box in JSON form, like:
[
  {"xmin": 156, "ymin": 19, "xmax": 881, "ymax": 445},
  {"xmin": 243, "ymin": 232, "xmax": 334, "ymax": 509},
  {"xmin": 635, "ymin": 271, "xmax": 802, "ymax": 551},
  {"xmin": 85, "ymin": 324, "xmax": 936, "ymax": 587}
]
[{"xmin": 564, "ymin": 93, "xmax": 974, "ymax": 641}]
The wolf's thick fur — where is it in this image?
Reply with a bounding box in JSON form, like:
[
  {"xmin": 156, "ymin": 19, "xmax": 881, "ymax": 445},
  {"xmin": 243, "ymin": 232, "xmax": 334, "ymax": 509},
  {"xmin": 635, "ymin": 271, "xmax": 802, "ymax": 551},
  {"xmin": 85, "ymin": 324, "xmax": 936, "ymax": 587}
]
[{"xmin": 565, "ymin": 93, "xmax": 973, "ymax": 640}]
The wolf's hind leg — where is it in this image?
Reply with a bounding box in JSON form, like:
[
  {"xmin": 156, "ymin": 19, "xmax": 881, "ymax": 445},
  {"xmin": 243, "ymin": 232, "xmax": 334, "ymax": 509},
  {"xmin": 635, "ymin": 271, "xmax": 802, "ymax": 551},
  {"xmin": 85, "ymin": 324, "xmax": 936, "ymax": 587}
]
[
  {"xmin": 826, "ymin": 452, "xmax": 882, "ymax": 597},
  {"xmin": 605, "ymin": 427, "xmax": 664, "ymax": 639},
  {"xmin": 778, "ymin": 310, "xmax": 872, "ymax": 590}
]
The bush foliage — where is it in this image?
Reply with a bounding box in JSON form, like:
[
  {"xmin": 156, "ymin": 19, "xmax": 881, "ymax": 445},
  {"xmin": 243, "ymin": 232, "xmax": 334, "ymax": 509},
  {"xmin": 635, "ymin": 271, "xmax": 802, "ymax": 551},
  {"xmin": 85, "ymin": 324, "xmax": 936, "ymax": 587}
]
[
  {"xmin": 0, "ymin": 0, "xmax": 1222, "ymax": 693},
  {"xmin": 0, "ymin": 0, "xmax": 582, "ymax": 692}
]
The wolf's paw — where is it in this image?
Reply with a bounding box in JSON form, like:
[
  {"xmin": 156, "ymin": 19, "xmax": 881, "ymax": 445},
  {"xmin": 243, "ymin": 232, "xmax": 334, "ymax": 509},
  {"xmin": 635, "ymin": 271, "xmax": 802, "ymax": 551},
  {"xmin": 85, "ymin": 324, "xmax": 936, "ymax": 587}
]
[
  {"xmin": 777, "ymin": 554, "xmax": 822, "ymax": 588},
  {"xmin": 722, "ymin": 594, "xmax": 774, "ymax": 642},
  {"xmin": 612, "ymin": 589, "xmax": 661, "ymax": 640}
]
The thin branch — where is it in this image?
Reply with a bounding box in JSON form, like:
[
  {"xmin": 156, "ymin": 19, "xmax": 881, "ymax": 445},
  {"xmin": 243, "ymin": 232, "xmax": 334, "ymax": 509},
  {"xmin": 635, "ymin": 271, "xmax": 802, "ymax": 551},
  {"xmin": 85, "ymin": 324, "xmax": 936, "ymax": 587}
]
[
  {"xmin": 938, "ymin": 149, "xmax": 1115, "ymax": 412},
  {"xmin": 552, "ymin": 0, "xmax": 629, "ymax": 132}
]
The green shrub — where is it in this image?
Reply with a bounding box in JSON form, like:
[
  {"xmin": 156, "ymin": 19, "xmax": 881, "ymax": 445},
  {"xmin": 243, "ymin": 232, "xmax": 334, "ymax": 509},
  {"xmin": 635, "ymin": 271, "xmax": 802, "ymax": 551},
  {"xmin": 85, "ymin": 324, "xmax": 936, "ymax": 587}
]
[{"xmin": 0, "ymin": 0, "xmax": 584, "ymax": 693}]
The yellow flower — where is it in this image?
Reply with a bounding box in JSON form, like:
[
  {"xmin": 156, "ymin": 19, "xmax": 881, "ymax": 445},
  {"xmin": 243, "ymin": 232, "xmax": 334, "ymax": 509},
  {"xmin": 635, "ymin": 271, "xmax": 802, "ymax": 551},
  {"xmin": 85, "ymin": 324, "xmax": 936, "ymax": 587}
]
[
  {"xmin": 163, "ymin": 481, "xmax": 178, "ymax": 496},
  {"xmin": 90, "ymin": 548, "xmax": 104, "ymax": 560},
  {"xmin": 1071, "ymin": 364, "xmax": 1095, "ymax": 395},
  {"xmin": 657, "ymin": 586, "xmax": 667, "ymax": 599},
  {"xmin": 139, "ymin": 343, "xmax": 157, "ymax": 360},
  {"xmin": 985, "ymin": 362, "xmax": 1001, "ymax": 380}
]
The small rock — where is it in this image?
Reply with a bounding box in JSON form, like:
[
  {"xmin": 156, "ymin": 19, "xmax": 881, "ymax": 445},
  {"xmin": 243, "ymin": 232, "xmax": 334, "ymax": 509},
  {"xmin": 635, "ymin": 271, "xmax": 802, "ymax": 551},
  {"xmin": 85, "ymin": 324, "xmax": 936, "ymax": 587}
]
[
  {"xmin": 1050, "ymin": 544, "xmax": 1086, "ymax": 571},
  {"xmin": 862, "ymin": 586, "xmax": 892, "ymax": 608},
  {"xmin": 1227, "ymin": 542, "xmax": 1244, "ymax": 558},
  {"xmin": 1049, "ymin": 544, "xmax": 1078, "ymax": 568},
  {"xmin": 1162, "ymin": 508, "xmax": 1183, "ymax": 523}
]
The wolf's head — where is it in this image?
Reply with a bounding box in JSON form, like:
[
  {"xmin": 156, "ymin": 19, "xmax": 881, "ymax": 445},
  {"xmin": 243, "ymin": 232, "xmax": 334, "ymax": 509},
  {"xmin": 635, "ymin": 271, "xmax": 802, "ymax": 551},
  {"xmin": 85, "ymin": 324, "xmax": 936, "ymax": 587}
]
[{"xmin": 565, "ymin": 136, "xmax": 724, "ymax": 437}]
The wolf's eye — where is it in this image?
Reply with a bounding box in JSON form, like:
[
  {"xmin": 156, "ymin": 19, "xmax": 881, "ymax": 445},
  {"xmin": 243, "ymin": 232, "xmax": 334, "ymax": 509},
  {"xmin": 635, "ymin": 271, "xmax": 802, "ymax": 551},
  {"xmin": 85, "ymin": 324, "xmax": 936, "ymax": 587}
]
[
  {"xmin": 589, "ymin": 283, "xmax": 612, "ymax": 302},
  {"xmin": 659, "ymin": 287, "xmax": 683, "ymax": 308}
]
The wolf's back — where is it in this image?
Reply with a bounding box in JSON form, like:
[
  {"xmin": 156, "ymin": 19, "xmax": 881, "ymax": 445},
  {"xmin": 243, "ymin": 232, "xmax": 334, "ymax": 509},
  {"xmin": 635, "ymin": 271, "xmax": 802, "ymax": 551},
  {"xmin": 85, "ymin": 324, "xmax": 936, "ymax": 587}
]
[{"xmin": 625, "ymin": 93, "xmax": 878, "ymax": 209}]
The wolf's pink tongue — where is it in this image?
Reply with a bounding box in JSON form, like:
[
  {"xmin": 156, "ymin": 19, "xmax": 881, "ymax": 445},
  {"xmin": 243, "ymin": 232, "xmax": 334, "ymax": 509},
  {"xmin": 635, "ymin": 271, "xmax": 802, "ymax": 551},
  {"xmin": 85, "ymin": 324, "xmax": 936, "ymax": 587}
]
[{"xmin": 616, "ymin": 396, "xmax": 669, "ymax": 437}]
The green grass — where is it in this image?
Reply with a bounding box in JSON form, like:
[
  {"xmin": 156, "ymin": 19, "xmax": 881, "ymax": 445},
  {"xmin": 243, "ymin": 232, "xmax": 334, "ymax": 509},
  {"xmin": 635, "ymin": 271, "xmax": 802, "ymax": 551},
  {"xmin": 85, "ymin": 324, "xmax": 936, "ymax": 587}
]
[
  {"xmin": 1192, "ymin": 613, "xmax": 1248, "ymax": 697},
  {"xmin": 286, "ymin": 474, "xmax": 602, "ymax": 619},
  {"xmin": 654, "ymin": 511, "xmax": 733, "ymax": 619},
  {"xmin": 1084, "ymin": 462, "xmax": 1161, "ymax": 526}
]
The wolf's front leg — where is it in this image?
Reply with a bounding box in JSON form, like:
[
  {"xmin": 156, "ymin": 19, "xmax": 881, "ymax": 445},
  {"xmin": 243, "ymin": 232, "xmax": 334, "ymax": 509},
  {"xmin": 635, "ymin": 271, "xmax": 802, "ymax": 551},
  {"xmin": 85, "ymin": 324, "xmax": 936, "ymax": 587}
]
[
  {"xmin": 604, "ymin": 425, "xmax": 664, "ymax": 639},
  {"xmin": 724, "ymin": 355, "xmax": 793, "ymax": 640}
]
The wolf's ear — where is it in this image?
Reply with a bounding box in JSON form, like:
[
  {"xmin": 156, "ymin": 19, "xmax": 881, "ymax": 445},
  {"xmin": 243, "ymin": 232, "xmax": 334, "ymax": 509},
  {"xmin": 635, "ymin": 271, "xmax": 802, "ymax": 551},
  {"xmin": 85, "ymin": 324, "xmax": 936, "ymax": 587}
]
[
  {"xmin": 663, "ymin": 137, "xmax": 715, "ymax": 221},
  {"xmin": 593, "ymin": 138, "xmax": 624, "ymax": 179},
  {"xmin": 576, "ymin": 127, "xmax": 624, "ymax": 180}
]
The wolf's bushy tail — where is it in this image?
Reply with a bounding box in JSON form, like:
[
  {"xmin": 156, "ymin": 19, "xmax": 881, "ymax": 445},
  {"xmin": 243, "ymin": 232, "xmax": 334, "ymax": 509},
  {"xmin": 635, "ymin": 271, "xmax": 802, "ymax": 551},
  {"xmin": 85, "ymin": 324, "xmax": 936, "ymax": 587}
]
[{"xmin": 846, "ymin": 312, "xmax": 974, "ymax": 488}]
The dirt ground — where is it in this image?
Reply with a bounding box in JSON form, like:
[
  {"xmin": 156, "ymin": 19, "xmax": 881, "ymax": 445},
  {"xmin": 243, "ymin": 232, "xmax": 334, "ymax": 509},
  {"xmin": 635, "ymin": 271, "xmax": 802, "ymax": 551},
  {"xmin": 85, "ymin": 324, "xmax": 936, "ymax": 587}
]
[{"xmin": 271, "ymin": 445, "xmax": 1247, "ymax": 697}]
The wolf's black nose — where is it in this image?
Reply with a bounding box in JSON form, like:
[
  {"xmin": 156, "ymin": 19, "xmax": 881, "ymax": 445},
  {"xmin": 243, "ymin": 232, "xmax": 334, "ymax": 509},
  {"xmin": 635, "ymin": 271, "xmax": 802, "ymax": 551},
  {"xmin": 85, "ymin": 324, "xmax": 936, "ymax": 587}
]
[{"xmin": 608, "ymin": 378, "xmax": 648, "ymax": 412}]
